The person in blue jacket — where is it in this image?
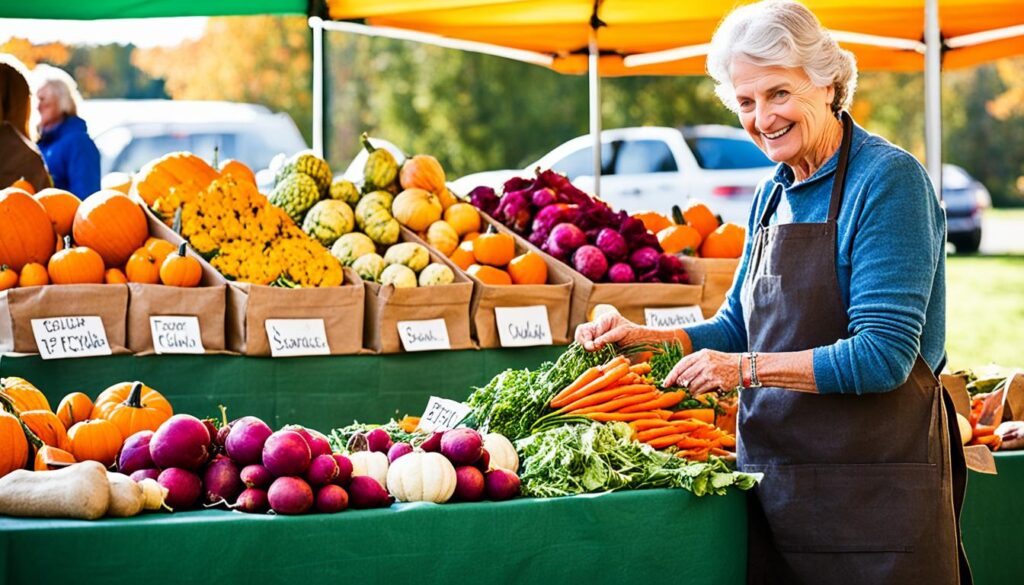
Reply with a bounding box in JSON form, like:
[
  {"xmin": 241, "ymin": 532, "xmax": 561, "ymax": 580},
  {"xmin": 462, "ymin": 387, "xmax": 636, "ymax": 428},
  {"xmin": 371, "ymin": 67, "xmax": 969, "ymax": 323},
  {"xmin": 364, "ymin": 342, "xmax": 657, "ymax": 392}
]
[{"xmin": 34, "ymin": 65, "xmax": 100, "ymax": 199}]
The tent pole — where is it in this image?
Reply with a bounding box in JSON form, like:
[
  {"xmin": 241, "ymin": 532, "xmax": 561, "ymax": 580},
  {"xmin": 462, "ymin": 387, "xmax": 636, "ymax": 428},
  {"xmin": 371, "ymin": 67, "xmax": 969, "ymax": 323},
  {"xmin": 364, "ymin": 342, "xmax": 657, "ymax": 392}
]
[
  {"xmin": 924, "ymin": 0, "xmax": 942, "ymax": 198},
  {"xmin": 589, "ymin": 25, "xmax": 601, "ymax": 197},
  {"xmin": 311, "ymin": 16, "xmax": 325, "ymax": 158}
]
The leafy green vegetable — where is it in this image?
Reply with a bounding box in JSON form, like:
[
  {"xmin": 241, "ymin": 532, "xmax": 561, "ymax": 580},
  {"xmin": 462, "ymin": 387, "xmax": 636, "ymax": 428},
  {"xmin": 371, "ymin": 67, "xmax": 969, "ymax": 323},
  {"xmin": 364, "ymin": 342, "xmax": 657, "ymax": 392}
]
[
  {"xmin": 328, "ymin": 420, "xmax": 426, "ymax": 452},
  {"xmin": 515, "ymin": 422, "xmax": 759, "ymax": 498}
]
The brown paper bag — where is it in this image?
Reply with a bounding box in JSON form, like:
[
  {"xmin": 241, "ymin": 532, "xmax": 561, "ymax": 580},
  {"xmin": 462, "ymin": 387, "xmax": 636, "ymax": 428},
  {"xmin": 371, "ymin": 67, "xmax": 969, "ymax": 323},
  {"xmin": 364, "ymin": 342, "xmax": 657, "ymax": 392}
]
[
  {"xmin": 0, "ymin": 285, "xmax": 129, "ymax": 355},
  {"xmin": 680, "ymin": 256, "xmax": 741, "ymax": 319},
  {"xmin": 126, "ymin": 283, "xmax": 227, "ymax": 355},
  {"xmin": 1002, "ymin": 372, "xmax": 1024, "ymax": 422}
]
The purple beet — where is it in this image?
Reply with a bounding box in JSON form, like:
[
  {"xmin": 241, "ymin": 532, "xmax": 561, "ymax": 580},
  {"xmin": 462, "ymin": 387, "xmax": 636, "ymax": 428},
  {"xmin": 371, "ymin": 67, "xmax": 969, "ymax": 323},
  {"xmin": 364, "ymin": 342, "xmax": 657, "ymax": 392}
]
[
  {"xmin": 118, "ymin": 430, "xmax": 155, "ymax": 475},
  {"xmin": 158, "ymin": 467, "xmax": 202, "ymax": 510},
  {"xmin": 225, "ymin": 416, "xmax": 273, "ymax": 466},
  {"xmin": 419, "ymin": 432, "xmax": 444, "ymax": 453},
  {"xmin": 441, "ymin": 428, "xmax": 483, "ymax": 465},
  {"xmin": 233, "ymin": 488, "xmax": 269, "ymax": 514},
  {"xmin": 262, "ymin": 430, "xmax": 312, "ymax": 477},
  {"xmin": 306, "ymin": 454, "xmax": 340, "ymax": 487},
  {"xmin": 130, "ymin": 468, "xmax": 161, "ymax": 483},
  {"xmin": 347, "ymin": 476, "xmax": 392, "ymax": 509},
  {"xmin": 454, "ymin": 466, "xmax": 486, "ymax": 502},
  {"xmin": 485, "ymin": 468, "xmax": 521, "ymax": 501},
  {"xmin": 203, "ymin": 455, "xmax": 243, "ymax": 505},
  {"xmin": 332, "ymin": 454, "xmax": 353, "ymax": 487},
  {"xmin": 366, "ymin": 428, "xmax": 391, "ymax": 453},
  {"xmin": 473, "ymin": 448, "xmax": 491, "ymax": 472},
  {"xmin": 315, "ymin": 484, "xmax": 349, "ymax": 513},
  {"xmin": 268, "ymin": 476, "xmax": 314, "ymax": 515},
  {"xmin": 306, "ymin": 429, "xmax": 333, "ymax": 457},
  {"xmin": 387, "ymin": 442, "xmax": 414, "ymax": 463},
  {"xmin": 240, "ymin": 464, "xmax": 273, "ymax": 489},
  {"xmin": 150, "ymin": 415, "xmax": 211, "ymax": 471}
]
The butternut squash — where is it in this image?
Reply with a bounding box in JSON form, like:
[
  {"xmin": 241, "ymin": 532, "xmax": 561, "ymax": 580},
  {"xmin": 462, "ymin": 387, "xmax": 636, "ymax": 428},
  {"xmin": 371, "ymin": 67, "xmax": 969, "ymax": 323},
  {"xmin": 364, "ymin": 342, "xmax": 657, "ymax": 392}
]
[{"xmin": 0, "ymin": 461, "xmax": 110, "ymax": 519}]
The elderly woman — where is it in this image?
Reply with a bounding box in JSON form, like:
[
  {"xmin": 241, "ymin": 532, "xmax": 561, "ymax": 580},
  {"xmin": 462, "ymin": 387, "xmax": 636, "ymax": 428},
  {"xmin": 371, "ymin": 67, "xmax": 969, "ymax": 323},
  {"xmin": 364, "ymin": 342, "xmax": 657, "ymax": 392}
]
[
  {"xmin": 34, "ymin": 65, "xmax": 100, "ymax": 199},
  {"xmin": 0, "ymin": 55, "xmax": 50, "ymax": 192},
  {"xmin": 576, "ymin": 1, "xmax": 969, "ymax": 583}
]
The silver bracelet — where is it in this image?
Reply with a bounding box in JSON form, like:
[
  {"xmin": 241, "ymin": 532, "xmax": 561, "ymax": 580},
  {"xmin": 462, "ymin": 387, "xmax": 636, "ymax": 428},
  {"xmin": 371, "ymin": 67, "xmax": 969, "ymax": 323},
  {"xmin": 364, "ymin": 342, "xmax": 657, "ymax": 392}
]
[
  {"xmin": 737, "ymin": 353, "xmax": 745, "ymax": 390},
  {"xmin": 747, "ymin": 352, "xmax": 763, "ymax": 388}
]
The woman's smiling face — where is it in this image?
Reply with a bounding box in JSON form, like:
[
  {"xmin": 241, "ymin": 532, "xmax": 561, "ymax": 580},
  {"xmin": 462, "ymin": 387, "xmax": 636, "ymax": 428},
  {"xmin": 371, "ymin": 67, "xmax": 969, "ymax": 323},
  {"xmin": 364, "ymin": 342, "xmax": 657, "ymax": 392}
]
[{"xmin": 731, "ymin": 60, "xmax": 835, "ymax": 169}]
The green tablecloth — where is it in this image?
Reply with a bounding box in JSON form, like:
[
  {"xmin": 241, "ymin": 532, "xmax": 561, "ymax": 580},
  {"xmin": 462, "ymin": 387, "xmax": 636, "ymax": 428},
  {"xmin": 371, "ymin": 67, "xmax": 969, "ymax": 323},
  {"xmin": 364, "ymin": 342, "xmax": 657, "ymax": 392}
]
[
  {"xmin": 0, "ymin": 488, "xmax": 747, "ymax": 585},
  {"xmin": 963, "ymin": 450, "xmax": 1024, "ymax": 584}
]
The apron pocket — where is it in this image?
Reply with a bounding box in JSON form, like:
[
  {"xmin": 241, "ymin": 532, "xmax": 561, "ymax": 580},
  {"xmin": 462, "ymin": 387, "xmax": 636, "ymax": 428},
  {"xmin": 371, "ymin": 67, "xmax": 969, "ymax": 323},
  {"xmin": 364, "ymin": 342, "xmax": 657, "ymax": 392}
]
[{"xmin": 746, "ymin": 462, "xmax": 940, "ymax": 554}]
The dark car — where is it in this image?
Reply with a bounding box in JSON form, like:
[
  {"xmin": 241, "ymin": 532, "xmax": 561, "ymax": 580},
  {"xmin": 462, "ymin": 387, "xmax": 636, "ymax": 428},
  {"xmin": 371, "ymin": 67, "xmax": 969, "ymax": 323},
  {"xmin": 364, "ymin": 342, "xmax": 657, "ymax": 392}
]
[{"xmin": 943, "ymin": 164, "xmax": 990, "ymax": 253}]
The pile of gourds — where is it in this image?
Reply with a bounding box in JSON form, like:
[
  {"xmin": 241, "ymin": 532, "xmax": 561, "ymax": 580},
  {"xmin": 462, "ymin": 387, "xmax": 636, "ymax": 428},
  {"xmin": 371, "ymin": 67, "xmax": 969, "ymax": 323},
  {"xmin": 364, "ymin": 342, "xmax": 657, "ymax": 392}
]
[{"xmin": 635, "ymin": 203, "xmax": 745, "ymax": 259}]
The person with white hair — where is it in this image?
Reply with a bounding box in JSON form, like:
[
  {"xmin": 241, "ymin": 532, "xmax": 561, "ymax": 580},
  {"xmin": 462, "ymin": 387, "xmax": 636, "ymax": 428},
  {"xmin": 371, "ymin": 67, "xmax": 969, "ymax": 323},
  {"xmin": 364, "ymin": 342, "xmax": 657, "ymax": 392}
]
[
  {"xmin": 0, "ymin": 54, "xmax": 50, "ymax": 192},
  {"xmin": 577, "ymin": 1, "xmax": 969, "ymax": 583},
  {"xmin": 34, "ymin": 64, "xmax": 100, "ymax": 199}
]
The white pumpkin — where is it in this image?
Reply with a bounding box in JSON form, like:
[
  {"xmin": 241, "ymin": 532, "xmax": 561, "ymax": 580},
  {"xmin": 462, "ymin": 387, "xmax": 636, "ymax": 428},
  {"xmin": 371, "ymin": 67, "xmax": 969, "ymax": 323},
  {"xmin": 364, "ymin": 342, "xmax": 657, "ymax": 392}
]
[
  {"xmin": 386, "ymin": 451, "xmax": 457, "ymax": 503},
  {"xmin": 482, "ymin": 433, "xmax": 519, "ymax": 473},
  {"xmin": 349, "ymin": 451, "xmax": 389, "ymax": 488}
]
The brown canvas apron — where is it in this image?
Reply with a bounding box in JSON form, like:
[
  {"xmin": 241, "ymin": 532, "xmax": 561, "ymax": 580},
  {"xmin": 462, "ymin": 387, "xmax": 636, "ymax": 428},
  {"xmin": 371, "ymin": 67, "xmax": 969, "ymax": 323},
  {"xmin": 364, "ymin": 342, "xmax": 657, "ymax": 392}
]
[{"xmin": 738, "ymin": 112, "xmax": 971, "ymax": 585}]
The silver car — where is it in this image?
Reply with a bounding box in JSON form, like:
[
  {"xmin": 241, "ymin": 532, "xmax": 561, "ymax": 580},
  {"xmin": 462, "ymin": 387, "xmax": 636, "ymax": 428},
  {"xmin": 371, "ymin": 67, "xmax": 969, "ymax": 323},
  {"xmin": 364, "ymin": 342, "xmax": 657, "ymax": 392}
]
[{"xmin": 943, "ymin": 164, "xmax": 990, "ymax": 253}]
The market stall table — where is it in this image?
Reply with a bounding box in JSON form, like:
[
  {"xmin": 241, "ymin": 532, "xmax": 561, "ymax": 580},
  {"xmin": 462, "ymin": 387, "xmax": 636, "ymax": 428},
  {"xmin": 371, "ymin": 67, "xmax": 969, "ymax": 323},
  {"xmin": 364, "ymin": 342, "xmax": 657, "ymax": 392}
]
[{"xmin": 962, "ymin": 450, "xmax": 1024, "ymax": 583}]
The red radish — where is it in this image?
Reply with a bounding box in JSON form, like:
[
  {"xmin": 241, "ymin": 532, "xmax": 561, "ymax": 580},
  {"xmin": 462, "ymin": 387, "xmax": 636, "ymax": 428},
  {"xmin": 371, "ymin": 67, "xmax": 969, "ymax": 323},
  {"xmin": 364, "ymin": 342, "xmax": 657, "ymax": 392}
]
[
  {"xmin": 332, "ymin": 454, "xmax": 353, "ymax": 487},
  {"xmin": 473, "ymin": 449, "xmax": 491, "ymax": 472},
  {"xmin": 420, "ymin": 432, "xmax": 443, "ymax": 452},
  {"xmin": 485, "ymin": 468, "xmax": 520, "ymax": 501},
  {"xmin": 387, "ymin": 442, "xmax": 413, "ymax": 463},
  {"xmin": 151, "ymin": 414, "xmax": 211, "ymax": 470},
  {"xmin": 225, "ymin": 417, "xmax": 273, "ymax": 465},
  {"xmin": 240, "ymin": 464, "xmax": 273, "ymax": 488},
  {"xmin": 130, "ymin": 468, "xmax": 161, "ymax": 483},
  {"xmin": 283, "ymin": 425, "xmax": 314, "ymax": 451},
  {"xmin": 348, "ymin": 476, "xmax": 392, "ymax": 509},
  {"xmin": 268, "ymin": 476, "xmax": 313, "ymax": 515},
  {"xmin": 118, "ymin": 430, "xmax": 155, "ymax": 475},
  {"xmin": 233, "ymin": 488, "xmax": 269, "ymax": 514},
  {"xmin": 366, "ymin": 428, "xmax": 391, "ymax": 453},
  {"xmin": 262, "ymin": 430, "xmax": 312, "ymax": 477},
  {"xmin": 315, "ymin": 484, "xmax": 349, "ymax": 513},
  {"xmin": 441, "ymin": 428, "xmax": 483, "ymax": 465},
  {"xmin": 158, "ymin": 467, "xmax": 202, "ymax": 509},
  {"xmin": 454, "ymin": 466, "xmax": 485, "ymax": 502},
  {"xmin": 307, "ymin": 429, "xmax": 333, "ymax": 457},
  {"xmin": 203, "ymin": 455, "xmax": 243, "ymax": 505},
  {"xmin": 306, "ymin": 454, "xmax": 339, "ymax": 486}
]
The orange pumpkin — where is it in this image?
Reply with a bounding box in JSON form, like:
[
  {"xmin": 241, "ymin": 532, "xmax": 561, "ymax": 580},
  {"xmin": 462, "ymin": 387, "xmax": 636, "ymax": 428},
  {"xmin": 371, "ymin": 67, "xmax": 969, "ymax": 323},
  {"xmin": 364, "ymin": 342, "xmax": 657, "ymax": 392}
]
[
  {"xmin": 219, "ymin": 159, "xmax": 257, "ymax": 185},
  {"xmin": 133, "ymin": 151, "xmax": 219, "ymax": 207},
  {"xmin": 159, "ymin": 243, "xmax": 202, "ymax": 287},
  {"xmin": 34, "ymin": 445, "xmax": 76, "ymax": 471},
  {"xmin": 20, "ymin": 410, "xmax": 72, "ymax": 451},
  {"xmin": 437, "ymin": 188, "xmax": 458, "ymax": 210},
  {"xmin": 443, "ymin": 203, "xmax": 481, "ymax": 236},
  {"xmin": 658, "ymin": 224, "xmax": 703, "ymax": 255},
  {"xmin": 0, "ymin": 265, "xmax": 17, "ymax": 291},
  {"xmin": 91, "ymin": 381, "xmax": 172, "ymax": 421},
  {"xmin": 462, "ymin": 232, "xmax": 480, "ymax": 243},
  {"xmin": 0, "ymin": 377, "xmax": 51, "ymax": 413},
  {"xmin": 681, "ymin": 202, "xmax": 720, "ymax": 240},
  {"xmin": 144, "ymin": 238, "xmax": 177, "ymax": 266},
  {"xmin": 0, "ymin": 188, "xmax": 56, "ymax": 271},
  {"xmin": 57, "ymin": 392, "xmax": 94, "ymax": 430},
  {"xmin": 700, "ymin": 223, "xmax": 746, "ymax": 259},
  {"xmin": 47, "ymin": 237, "xmax": 106, "ymax": 284},
  {"xmin": 508, "ymin": 251, "xmax": 548, "ymax": 285},
  {"xmin": 468, "ymin": 264, "xmax": 512, "ymax": 286},
  {"xmin": 101, "ymin": 381, "xmax": 172, "ymax": 439},
  {"xmin": 67, "ymin": 419, "xmax": 122, "ymax": 467},
  {"xmin": 0, "ymin": 407, "xmax": 28, "ymax": 478},
  {"xmin": 399, "ymin": 154, "xmax": 446, "ymax": 195},
  {"xmin": 633, "ymin": 211, "xmax": 673, "ymax": 234},
  {"xmin": 9, "ymin": 177, "xmax": 35, "ymax": 194},
  {"xmin": 125, "ymin": 248, "xmax": 161, "ymax": 284},
  {"xmin": 72, "ymin": 190, "xmax": 149, "ymax": 267},
  {"xmin": 392, "ymin": 188, "xmax": 442, "ymax": 231},
  {"xmin": 105, "ymin": 268, "xmax": 128, "ymax": 284},
  {"xmin": 101, "ymin": 172, "xmax": 133, "ymax": 194},
  {"xmin": 34, "ymin": 188, "xmax": 80, "ymax": 237},
  {"xmin": 449, "ymin": 240, "xmax": 475, "ymax": 271},
  {"xmin": 473, "ymin": 230, "xmax": 515, "ymax": 267},
  {"xmin": 18, "ymin": 262, "xmax": 49, "ymax": 287}
]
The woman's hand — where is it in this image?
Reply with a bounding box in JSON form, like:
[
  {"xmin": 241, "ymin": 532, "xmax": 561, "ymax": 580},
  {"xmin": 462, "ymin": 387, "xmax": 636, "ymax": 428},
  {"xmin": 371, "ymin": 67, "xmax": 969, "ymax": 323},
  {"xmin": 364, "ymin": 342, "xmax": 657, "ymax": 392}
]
[
  {"xmin": 575, "ymin": 312, "xmax": 649, "ymax": 351},
  {"xmin": 663, "ymin": 349, "xmax": 741, "ymax": 396}
]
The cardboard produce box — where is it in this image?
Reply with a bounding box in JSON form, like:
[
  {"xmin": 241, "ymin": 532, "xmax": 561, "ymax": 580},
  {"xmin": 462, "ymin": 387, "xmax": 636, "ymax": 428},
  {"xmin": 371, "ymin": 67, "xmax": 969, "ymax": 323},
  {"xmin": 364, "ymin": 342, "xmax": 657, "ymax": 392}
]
[
  {"xmin": 679, "ymin": 256, "xmax": 741, "ymax": 319},
  {"xmin": 363, "ymin": 228, "xmax": 474, "ymax": 354},
  {"xmin": 0, "ymin": 284, "xmax": 129, "ymax": 357}
]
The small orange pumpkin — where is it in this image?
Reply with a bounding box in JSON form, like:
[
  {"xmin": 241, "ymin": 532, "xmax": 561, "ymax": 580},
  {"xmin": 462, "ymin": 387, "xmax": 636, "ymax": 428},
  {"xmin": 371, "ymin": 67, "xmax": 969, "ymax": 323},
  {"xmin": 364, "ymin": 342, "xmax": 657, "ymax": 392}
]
[
  {"xmin": 144, "ymin": 237, "xmax": 177, "ymax": 266},
  {"xmin": 219, "ymin": 159, "xmax": 257, "ymax": 186},
  {"xmin": 34, "ymin": 188, "xmax": 81, "ymax": 237},
  {"xmin": 159, "ymin": 243, "xmax": 202, "ymax": 287},
  {"xmin": 633, "ymin": 211, "xmax": 673, "ymax": 234},
  {"xmin": 34, "ymin": 445, "xmax": 76, "ymax": 471},
  {"xmin": 658, "ymin": 224, "xmax": 703, "ymax": 255},
  {"xmin": 462, "ymin": 232, "xmax": 480, "ymax": 243},
  {"xmin": 91, "ymin": 381, "xmax": 172, "ymax": 421},
  {"xmin": 473, "ymin": 229, "xmax": 515, "ymax": 267},
  {"xmin": 72, "ymin": 190, "xmax": 149, "ymax": 267},
  {"xmin": 67, "ymin": 418, "xmax": 123, "ymax": 467},
  {"xmin": 126, "ymin": 247, "xmax": 161, "ymax": 284},
  {"xmin": 48, "ymin": 236, "xmax": 106, "ymax": 284},
  {"xmin": 468, "ymin": 264, "xmax": 512, "ymax": 286},
  {"xmin": 700, "ymin": 223, "xmax": 746, "ymax": 259},
  {"xmin": 399, "ymin": 154, "xmax": 446, "ymax": 195},
  {"xmin": 0, "ymin": 407, "xmax": 29, "ymax": 478},
  {"xmin": 443, "ymin": 203, "xmax": 481, "ymax": 236},
  {"xmin": 9, "ymin": 177, "xmax": 35, "ymax": 194},
  {"xmin": 0, "ymin": 377, "xmax": 51, "ymax": 413},
  {"xmin": 507, "ymin": 251, "xmax": 548, "ymax": 285},
  {"xmin": 105, "ymin": 268, "xmax": 128, "ymax": 284},
  {"xmin": 0, "ymin": 188, "xmax": 57, "ymax": 272},
  {"xmin": 681, "ymin": 202, "xmax": 720, "ymax": 240},
  {"xmin": 57, "ymin": 392, "xmax": 94, "ymax": 430},
  {"xmin": 449, "ymin": 240, "xmax": 475, "ymax": 271},
  {"xmin": 20, "ymin": 409, "xmax": 72, "ymax": 451},
  {"xmin": 101, "ymin": 381, "xmax": 173, "ymax": 439},
  {"xmin": 18, "ymin": 262, "xmax": 49, "ymax": 287},
  {"xmin": 0, "ymin": 265, "xmax": 17, "ymax": 291}
]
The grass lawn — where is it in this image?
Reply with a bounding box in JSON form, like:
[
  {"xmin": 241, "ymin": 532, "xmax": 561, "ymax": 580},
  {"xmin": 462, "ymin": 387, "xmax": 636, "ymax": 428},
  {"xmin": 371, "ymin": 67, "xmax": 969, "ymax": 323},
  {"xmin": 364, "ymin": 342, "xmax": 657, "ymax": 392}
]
[{"xmin": 945, "ymin": 253, "xmax": 1024, "ymax": 370}]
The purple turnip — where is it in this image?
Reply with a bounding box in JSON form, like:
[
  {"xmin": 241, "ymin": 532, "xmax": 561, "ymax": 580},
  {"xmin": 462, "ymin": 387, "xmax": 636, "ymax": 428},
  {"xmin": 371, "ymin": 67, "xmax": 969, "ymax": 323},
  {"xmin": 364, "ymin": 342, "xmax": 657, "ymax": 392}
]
[
  {"xmin": 203, "ymin": 455, "xmax": 243, "ymax": 505},
  {"xmin": 283, "ymin": 425, "xmax": 314, "ymax": 452},
  {"xmin": 485, "ymin": 468, "xmax": 521, "ymax": 501},
  {"xmin": 497, "ymin": 189, "xmax": 532, "ymax": 233},
  {"xmin": 595, "ymin": 228, "xmax": 628, "ymax": 262},
  {"xmin": 306, "ymin": 429, "xmax": 333, "ymax": 457},
  {"xmin": 332, "ymin": 454, "xmax": 353, "ymax": 487},
  {"xmin": 306, "ymin": 454, "xmax": 340, "ymax": 487},
  {"xmin": 347, "ymin": 476, "xmax": 392, "ymax": 509},
  {"xmin": 387, "ymin": 442, "xmax": 414, "ymax": 463},
  {"xmin": 233, "ymin": 487, "xmax": 269, "ymax": 514},
  {"xmin": 573, "ymin": 245, "xmax": 609, "ymax": 281},
  {"xmin": 469, "ymin": 186, "xmax": 500, "ymax": 216},
  {"xmin": 454, "ymin": 466, "xmax": 485, "ymax": 502},
  {"xmin": 441, "ymin": 428, "xmax": 483, "ymax": 465},
  {"xmin": 225, "ymin": 416, "xmax": 273, "ymax": 466},
  {"xmin": 657, "ymin": 253, "xmax": 687, "ymax": 283},
  {"xmin": 607, "ymin": 262, "xmax": 636, "ymax": 283},
  {"xmin": 118, "ymin": 430, "xmax": 155, "ymax": 475},
  {"xmin": 158, "ymin": 467, "xmax": 202, "ymax": 510},
  {"xmin": 547, "ymin": 223, "xmax": 586, "ymax": 253},
  {"xmin": 201, "ymin": 419, "xmax": 219, "ymax": 451},
  {"xmin": 419, "ymin": 432, "xmax": 444, "ymax": 453},
  {"xmin": 531, "ymin": 187, "xmax": 558, "ymax": 208},
  {"xmin": 262, "ymin": 430, "xmax": 311, "ymax": 477},
  {"xmin": 150, "ymin": 414, "xmax": 211, "ymax": 470},
  {"xmin": 366, "ymin": 428, "xmax": 391, "ymax": 453},
  {"xmin": 240, "ymin": 464, "xmax": 273, "ymax": 489},
  {"xmin": 268, "ymin": 476, "xmax": 313, "ymax": 515},
  {"xmin": 473, "ymin": 449, "xmax": 491, "ymax": 472},
  {"xmin": 130, "ymin": 468, "xmax": 161, "ymax": 483},
  {"xmin": 315, "ymin": 484, "xmax": 349, "ymax": 513},
  {"xmin": 630, "ymin": 246, "xmax": 661, "ymax": 273}
]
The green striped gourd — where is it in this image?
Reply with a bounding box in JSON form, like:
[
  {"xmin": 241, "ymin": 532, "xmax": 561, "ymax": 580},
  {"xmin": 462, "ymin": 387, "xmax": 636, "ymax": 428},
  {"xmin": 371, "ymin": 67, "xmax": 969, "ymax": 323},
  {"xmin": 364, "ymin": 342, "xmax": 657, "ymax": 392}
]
[
  {"xmin": 330, "ymin": 179, "xmax": 361, "ymax": 205},
  {"xmin": 269, "ymin": 173, "xmax": 320, "ymax": 223},
  {"xmin": 361, "ymin": 133, "xmax": 399, "ymax": 192},
  {"xmin": 277, "ymin": 151, "xmax": 332, "ymax": 195},
  {"xmin": 302, "ymin": 200, "xmax": 355, "ymax": 246}
]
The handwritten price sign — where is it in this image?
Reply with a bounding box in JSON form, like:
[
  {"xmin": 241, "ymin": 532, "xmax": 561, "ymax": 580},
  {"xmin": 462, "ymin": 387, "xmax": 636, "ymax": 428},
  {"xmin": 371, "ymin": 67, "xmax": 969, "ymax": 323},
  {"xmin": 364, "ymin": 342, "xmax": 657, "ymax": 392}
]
[
  {"xmin": 418, "ymin": 396, "xmax": 472, "ymax": 432},
  {"xmin": 265, "ymin": 319, "xmax": 331, "ymax": 357},
  {"xmin": 31, "ymin": 317, "xmax": 112, "ymax": 360},
  {"xmin": 644, "ymin": 306, "xmax": 705, "ymax": 330},
  {"xmin": 397, "ymin": 319, "xmax": 451, "ymax": 352},
  {"xmin": 494, "ymin": 305, "xmax": 553, "ymax": 347}
]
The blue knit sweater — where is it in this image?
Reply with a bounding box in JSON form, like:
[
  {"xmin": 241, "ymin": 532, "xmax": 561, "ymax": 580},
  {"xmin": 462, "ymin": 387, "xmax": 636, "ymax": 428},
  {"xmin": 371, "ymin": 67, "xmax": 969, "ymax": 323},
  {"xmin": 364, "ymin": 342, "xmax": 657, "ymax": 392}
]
[
  {"xmin": 38, "ymin": 115, "xmax": 101, "ymax": 200},
  {"xmin": 685, "ymin": 121, "xmax": 946, "ymax": 395}
]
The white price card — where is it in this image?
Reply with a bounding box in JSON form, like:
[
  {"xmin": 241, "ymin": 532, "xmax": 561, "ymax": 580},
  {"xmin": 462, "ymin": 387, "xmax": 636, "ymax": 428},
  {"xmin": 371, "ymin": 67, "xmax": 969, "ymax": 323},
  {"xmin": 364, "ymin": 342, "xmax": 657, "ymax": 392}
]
[
  {"xmin": 418, "ymin": 396, "xmax": 472, "ymax": 433},
  {"xmin": 150, "ymin": 316, "xmax": 205, "ymax": 355},
  {"xmin": 265, "ymin": 319, "xmax": 331, "ymax": 357},
  {"xmin": 31, "ymin": 317, "xmax": 112, "ymax": 360},
  {"xmin": 494, "ymin": 305, "xmax": 553, "ymax": 347},
  {"xmin": 644, "ymin": 306, "xmax": 705, "ymax": 330},
  {"xmin": 397, "ymin": 319, "xmax": 451, "ymax": 352}
]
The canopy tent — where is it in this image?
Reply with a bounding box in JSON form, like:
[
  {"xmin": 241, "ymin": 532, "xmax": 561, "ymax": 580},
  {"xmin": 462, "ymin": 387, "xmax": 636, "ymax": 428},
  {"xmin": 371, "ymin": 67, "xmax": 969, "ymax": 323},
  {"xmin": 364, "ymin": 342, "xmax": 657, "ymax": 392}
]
[{"xmin": 0, "ymin": 1, "xmax": 309, "ymax": 19}]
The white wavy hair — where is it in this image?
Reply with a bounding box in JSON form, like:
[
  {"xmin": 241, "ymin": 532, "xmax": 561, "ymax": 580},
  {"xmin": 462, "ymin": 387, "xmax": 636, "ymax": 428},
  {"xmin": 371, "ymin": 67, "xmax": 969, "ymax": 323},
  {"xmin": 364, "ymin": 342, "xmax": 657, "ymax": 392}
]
[
  {"xmin": 32, "ymin": 64, "xmax": 82, "ymax": 118},
  {"xmin": 706, "ymin": 0, "xmax": 858, "ymax": 115}
]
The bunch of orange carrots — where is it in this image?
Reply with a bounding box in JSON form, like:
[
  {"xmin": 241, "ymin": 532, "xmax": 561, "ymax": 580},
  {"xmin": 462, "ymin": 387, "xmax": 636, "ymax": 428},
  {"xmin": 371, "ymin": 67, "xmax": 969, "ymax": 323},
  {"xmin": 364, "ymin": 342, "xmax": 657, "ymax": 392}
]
[
  {"xmin": 629, "ymin": 417, "xmax": 736, "ymax": 461},
  {"xmin": 548, "ymin": 356, "xmax": 685, "ymax": 421}
]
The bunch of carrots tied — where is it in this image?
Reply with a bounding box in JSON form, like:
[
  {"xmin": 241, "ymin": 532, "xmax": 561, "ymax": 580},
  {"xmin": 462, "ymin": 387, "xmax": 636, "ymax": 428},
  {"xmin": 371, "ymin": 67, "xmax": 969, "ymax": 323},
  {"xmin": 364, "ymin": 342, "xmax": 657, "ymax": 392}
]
[
  {"xmin": 967, "ymin": 396, "xmax": 1001, "ymax": 451},
  {"xmin": 534, "ymin": 356, "xmax": 737, "ymax": 461}
]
